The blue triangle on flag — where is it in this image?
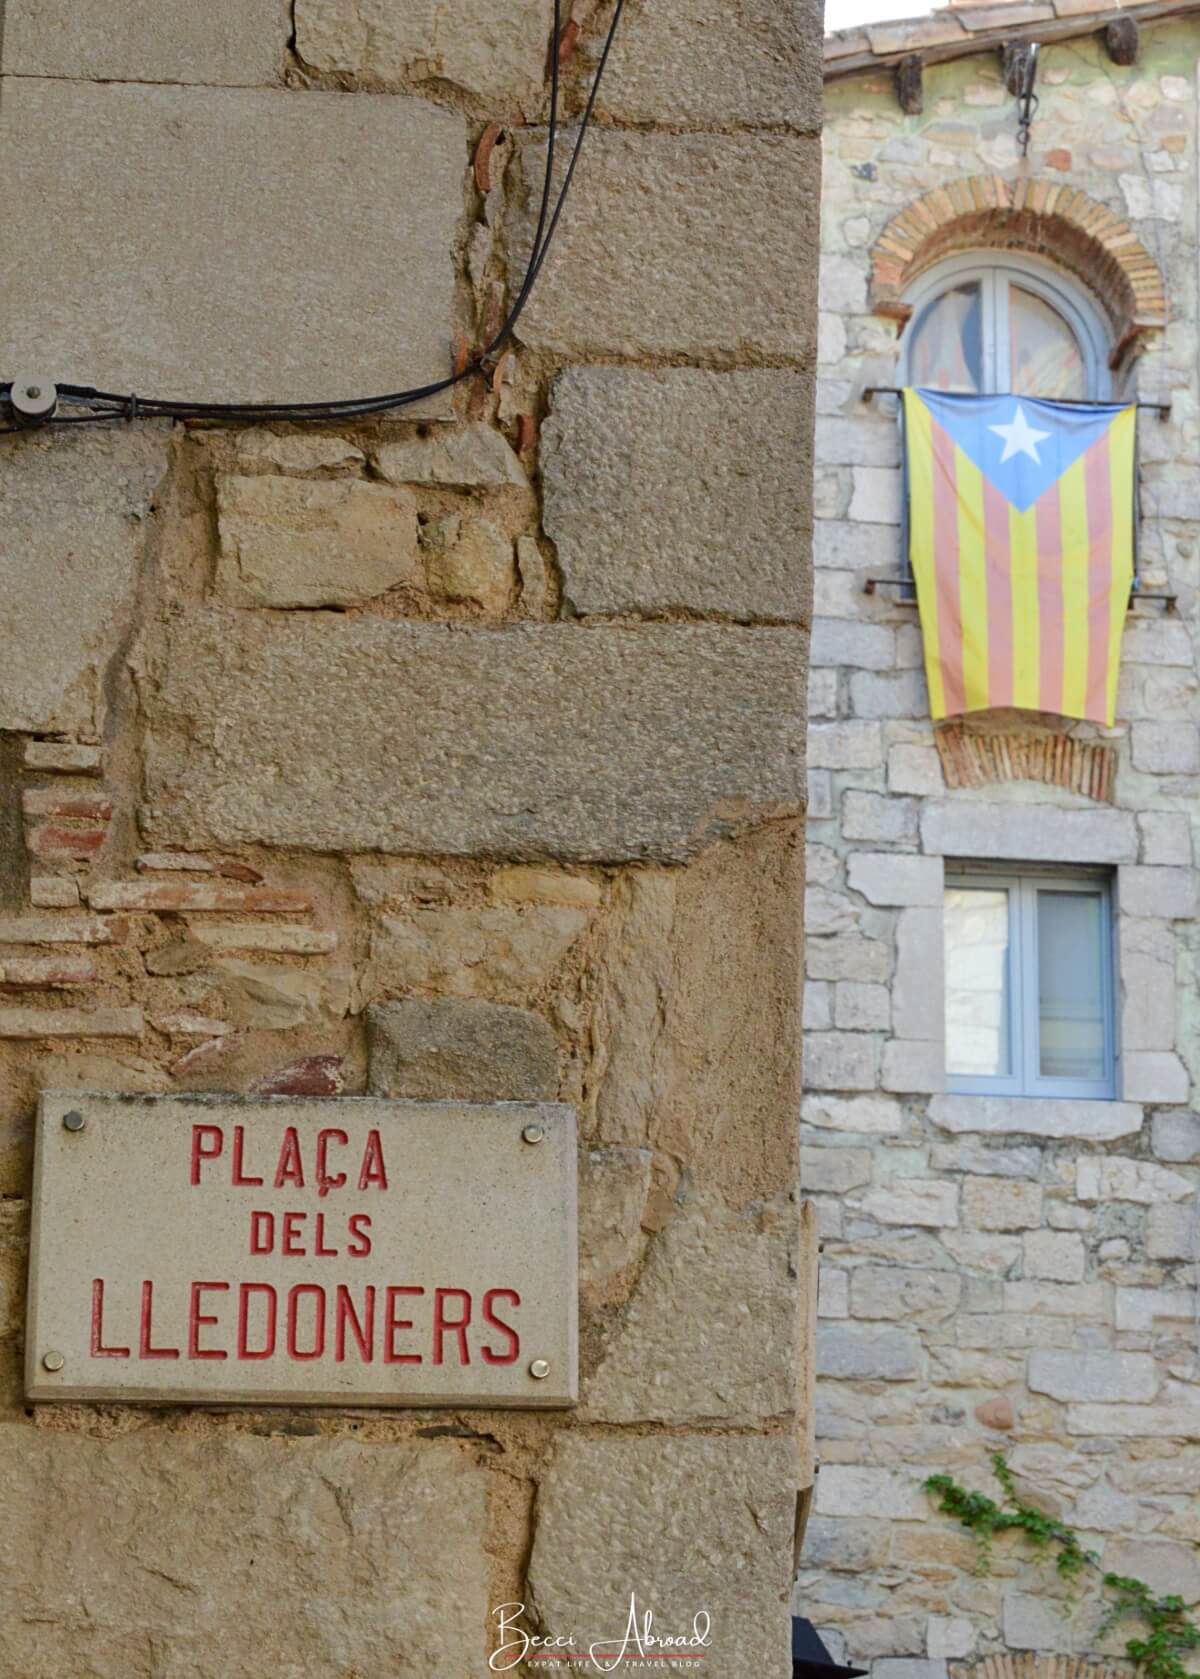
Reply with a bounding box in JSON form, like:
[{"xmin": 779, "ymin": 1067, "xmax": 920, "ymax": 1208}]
[{"xmin": 916, "ymin": 389, "xmax": 1128, "ymax": 514}]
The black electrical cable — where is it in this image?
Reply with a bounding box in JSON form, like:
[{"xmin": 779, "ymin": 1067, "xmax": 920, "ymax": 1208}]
[{"xmin": 6, "ymin": 0, "xmax": 624, "ymax": 430}]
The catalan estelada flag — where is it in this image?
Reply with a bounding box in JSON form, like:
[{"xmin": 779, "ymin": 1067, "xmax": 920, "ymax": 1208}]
[{"xmin": 903, "ymin": 389, "xmax": 1136, "ymax": 726}]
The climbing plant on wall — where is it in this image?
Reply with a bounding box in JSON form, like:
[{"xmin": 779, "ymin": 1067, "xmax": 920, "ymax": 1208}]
[{"xmin": 924, "ymin": 1455, "xmax": 1200, "ymax": 1679}]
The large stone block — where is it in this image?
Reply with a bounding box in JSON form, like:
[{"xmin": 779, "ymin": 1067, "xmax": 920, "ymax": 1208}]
[
  {"xmin": 543, "ymin": 367, "xmax": 812, "ymax": 620},
  {"xmin": 928, "ymin": 1094, "xmax": 1143, "ymax": 1142},
  {"xmin": 508, "ymin": 129, "xmax": 820, "ymax": 360},
  {"xmin": 528, "ymin": 1436, "xmax": 795, "ymax": 1676},
  {"xmin": 1151, "ymin": 1111, "xmax": 1200, "ymax": 1162},
  {"xmin": 143, "ymin": 613, "xmax": 805, "ymax": 861},
  {"xmin": 1027, "ymin": 1350, "xmax": 1159, "ymax": 1404},
  {"xmin": 815, "ymin": 1465, "xmax": 928, "ymax": 1519},
  {"xmin": 366, "ymin": 998, "xmax": 558, "ymax": 1099},
  {"xmin": 1105, "ymin": 1540, "xmax": 1200, "ymax": 1604},
  {"xmin": 862, "ymin": 1178, "xmax": 959, "ymax": 1228},
  {"xmin": 0, "ymin": 429, "xmax": 166, "ymax": 736},
  {"xmin": 803, "ymin": 1031, "xmax": 879, "ymax": 1092},
  {"xmin": 295, "ymin": 0, "xmax": 553, "ymax": 101},
  {"xmin": 2, "ymin": 0, "xmax": 288, "ymax": 83},
  {"xmin": 961, "ymin": 1177, "xmax": 1042, "ymax": 1231},
  {"xmin": 594, "ymin": 0, "xmax": 821, "ymax": 128},
  {"xmin": 848, "ymin": 1266, "xmax": 961, "ymax": 1323},
  {"xmin": 921, "ymin": 802, "xmax": 1138, "ymax": 863},
  {"xmin": 583, "ymin": 1196, "xmax": 797, "ymax": 1423},
  {"xmin": 847, "ymin": 853, "xmax": 942, "ymax": 907},
  {"xmin": 0, "ymin": 1426, "xmax": 487, "ymax": 1676},
  {"xmin": 1119, "ymin": 866, "xmax": 1197, "ymax": 920},
  {"xmin": 801, "ymin": 1094, "xmax": 904, "ymax": 1135},
  {"xmin": 371, "ymin": 905, "xmax": 588, "ymax": 1002},
  {"xmin": 0, "ymin": 81, "xmax": 463, "ymax": 408}
]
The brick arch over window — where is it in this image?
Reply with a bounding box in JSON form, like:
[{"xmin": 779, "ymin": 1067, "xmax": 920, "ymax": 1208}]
[
  {"xmin": 871, "ymin": 176, "xmax": 1167, "ymax": 365},
  {"xmin": 965, "ymin": 1657, "xmax": 1133, "ymax": 1679}
]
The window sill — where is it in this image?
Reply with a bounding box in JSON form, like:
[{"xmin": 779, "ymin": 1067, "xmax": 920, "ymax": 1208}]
[{"xmin": 928, "ymin": 1092, "xmax": 1143, "ymax": 1141}]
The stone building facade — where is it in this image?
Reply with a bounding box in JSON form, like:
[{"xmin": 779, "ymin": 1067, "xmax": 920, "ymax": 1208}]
[
  {"xmin": 803, "ymin": 3, "xmax": 1200, "ymax": 1674},
  {"xmin": 0, "ymin": 3, "xmax": 819, "ymax": 1674}
]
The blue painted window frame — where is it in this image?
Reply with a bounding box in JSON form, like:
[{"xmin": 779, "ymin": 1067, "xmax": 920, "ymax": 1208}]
[{"xmin": 945, "ymin": 869, "xmax": 1117, "ymax": 1101}]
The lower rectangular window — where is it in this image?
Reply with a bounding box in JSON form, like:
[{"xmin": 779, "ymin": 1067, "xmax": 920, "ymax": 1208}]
[{"xmin": 944, "ymin": 868, "xmax": 1115, "ymax": 1099}]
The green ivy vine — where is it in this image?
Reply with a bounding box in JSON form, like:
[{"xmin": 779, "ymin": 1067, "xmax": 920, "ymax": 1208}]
[{"xmin": 923, "ymin": 1453, "xmax": 1200, "ymax": 1679}]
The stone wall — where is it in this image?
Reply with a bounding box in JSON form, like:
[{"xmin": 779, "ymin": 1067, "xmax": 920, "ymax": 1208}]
[
  {"xmin": 804, "ymin": 17, "xmax": 1200, "ymax": 1677},
  {"xmin": 0, "ymin": 3, "xmax": 820, "ymax": 1674}
]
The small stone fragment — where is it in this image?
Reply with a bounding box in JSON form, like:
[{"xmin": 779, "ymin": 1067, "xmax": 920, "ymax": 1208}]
[
  {"xmin": 216, "ymin": 962, "xmax": 326, "ymax": 1031},
  {"xmin": 144, "ymin": 939, "xmax": 210, "ymax": 977},
  {"xmin": 372, "ymin": 423, "xmax": 526, "ymax": 488},
  {"xmin": 421, "ymin": 516, "xmax": 514, "ymax": 614},
  {"xmin": 367, "ymin": 998, "xmax": 558, "ymax": 1100},
  {"xmin": 516, "ymin": 534, "xmax": 549, "ymax": 616},
  {"xmin": 234, "ymin": 429, "xmax": 365, "ymax": 476},
  {"xmin": 23, "ymin": 741, "xmax": 102, "ymax": 774},
  {"xmin": 252, "ymin": 1053, "xmax": 346, "ymax": 1096},
  {"xmin": 490, "ymin": 867, "xmax": 601, "ymax": 907},
  {"xmin": 0, "ymin": 1006, "xmax": 142, "ymax": 1038},
  {"xmin": 188, "ymin": 924, "xmax": 337, "ymax": 955},
  {"xmin": 215, "ymin": 475, "xmax": 421, "ymax": 608},
  {"xmin": 29, "ymin": 877, "xmax": 80, "ymax": 908},
  {"xmin": 975, "ymin": 1396, "xmax": 1015, "ymax": 1430}
]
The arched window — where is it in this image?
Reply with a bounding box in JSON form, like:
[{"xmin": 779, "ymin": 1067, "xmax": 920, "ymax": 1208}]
[{"xmin": 902, "ymin": 254, "xmax": 1111, "ymax": 402}]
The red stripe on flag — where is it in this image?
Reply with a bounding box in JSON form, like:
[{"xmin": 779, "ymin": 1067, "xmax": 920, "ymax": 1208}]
[
  {"xmin": 1035, "ymin": 481, "xmax": 1064, "ymax": 717},
  {"xmin": 983, "ymin": 475, "xmax": 1013, "ymax": 708},
  {"xmin": 1083, "ymin": 431, "xmax": 1114, "ymax": 724},
  {"xmin": 931, "ymin": 417, "xmax": 965, "ymax": 716}
]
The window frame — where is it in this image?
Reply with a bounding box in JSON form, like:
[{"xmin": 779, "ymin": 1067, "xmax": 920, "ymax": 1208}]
[
  {"xmin": 944, "ymin": 867, "xmax": 1117, "ymax": 1101},
  {"xmin": 901, "ymin": 252, "xmax": 1113, "ymax": 401}
]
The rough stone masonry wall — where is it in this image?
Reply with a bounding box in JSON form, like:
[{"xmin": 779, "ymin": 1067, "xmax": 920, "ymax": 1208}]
[
  {"xmin": 0, "ymin": 3, "xmax": 820, "ymax": 1675},
  {"xmin": 801, "ymin": 19, "xmax": 1200, "ymax": 1679}
]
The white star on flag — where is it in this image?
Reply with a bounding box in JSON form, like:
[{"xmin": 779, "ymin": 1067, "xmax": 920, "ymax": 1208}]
[{"xmin": 989, "ymin": 403, "xmax": 1051, "ymax": 465}]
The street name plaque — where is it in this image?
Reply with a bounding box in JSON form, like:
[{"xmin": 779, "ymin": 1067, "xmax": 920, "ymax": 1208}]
[{"xmin": 26, "ymin": 1093, "xmax": 577, "ymax": 1409}]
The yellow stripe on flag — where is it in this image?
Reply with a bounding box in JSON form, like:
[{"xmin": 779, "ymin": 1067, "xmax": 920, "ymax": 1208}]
[
  {"xmin": 955, "ymin": 446, "xmax": 990, "ymax": 712},
  {"xmin": 904, "ymin": 392, "xmax": 946, "ymax": 718},
  {"xmin": 1009, "ymin": 500, "xmax": 1040, "ymax": 710},
  {"xmin": 1107, "ymin": 406, "xmax": 1137, "ymax": 725},
  {"xmin": 1059, "ymin": 454, "xmax": 1091, "ymax": 720}
]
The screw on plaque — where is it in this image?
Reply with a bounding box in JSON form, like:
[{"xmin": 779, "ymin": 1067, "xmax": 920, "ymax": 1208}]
[
  {"xmin": 62, "ymin": 1110, "xmax": 85, "ymax": 1133},
  {"xmin": 529, "ymin": 1359, "xmax": 551, "ymax": 1380},
  {"xmin": 42, "ymin": 1351, "xmax": 65, "ymax": 1372},
  {"xmin": 521, "ymin": 1124, "xmax": 545, "ymax": 1145}
]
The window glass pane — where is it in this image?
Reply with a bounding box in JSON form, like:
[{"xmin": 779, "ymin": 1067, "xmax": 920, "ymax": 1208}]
[
  {"xmin": 1010, "ymin": 285, "xmax": 1087, "ymax": 400},
  {"xmin": 1038, "ymin": 890, "xmax": 1106, "ymax": 1081},
  {"xmin": 945, "ymin": 887, "xmax": 1012, "ymax": 1077},
  {"xmin": 908, "ymin": 283, "xmax": 983, "ymax": 393}
]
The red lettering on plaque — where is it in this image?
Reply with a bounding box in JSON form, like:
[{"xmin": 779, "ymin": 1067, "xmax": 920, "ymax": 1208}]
[
  {"xmin": 286, "ymin": 1284, "xmax": 325, "ymax": 1360},
  {"xmin": 358, "ymin": 1129, "xmax": 388, "ymax": 1191},
  {"xmin": 274, "ymin": 1127, "xmax": 304, "ymax": 1189},
  {"xmin": 249, "ymin": 1210, "xmax": 274, "ymax": 1254},
  {"xmin": 433, "ymin": 1287, "xmax": 472, "ymax": 1366},
  {"xmin": 231, "ymin": 1126, "xmax": 264, "ymax": 1186},
  {"xmin": 139, "ymin": 1280, "xmax": 180, "ymax": 1359},
  {"xmin": 384, "ymin": 1285, "xmax": 423, "ymax": 1364},
  {"xmin": 316, "ymin": 1129, "xmax": 348, "ymax": 1198},
  {"xmin": 188, "ymin": 1281, "xmax": 229, "ymax": 1359},
  {"xmin": 190, "ymin": 1124, "xmax": 224, "ymax": 1185},
  {"xmin": 335, "ymin": 1284, "xmax": 376, "ymax": 1362},
  {"xmin": 481, "ymin": 1288, "xmax": 521, "ymax": 1365},
  {"xmin": 90, "ymin": 1278, "xmax": 131, "ymax": 1357},
  {"xmin": 237, "ymin": 1283, "xmax": 277, "ymax": 1359}
]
